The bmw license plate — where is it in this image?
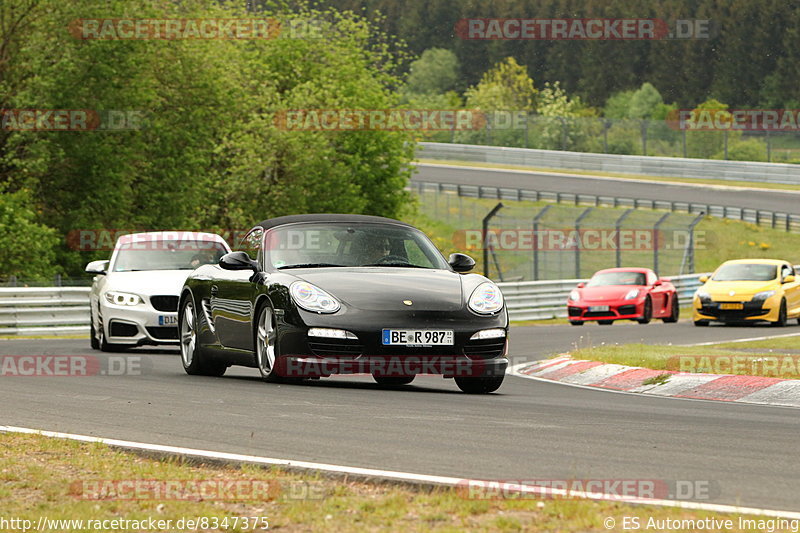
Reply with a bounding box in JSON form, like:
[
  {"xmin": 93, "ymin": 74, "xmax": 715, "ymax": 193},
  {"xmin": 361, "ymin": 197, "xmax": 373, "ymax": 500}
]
[
  {"xmin": 159, "ymin": 315, "xmax": 178, "ymax": 326},
  {"xmin": 382, "ymin": 329, "xmax": 454, "ymax": 346},
  {"xmin": 588, "ymin": 306, "xmax": 610, "ymax": 312}
]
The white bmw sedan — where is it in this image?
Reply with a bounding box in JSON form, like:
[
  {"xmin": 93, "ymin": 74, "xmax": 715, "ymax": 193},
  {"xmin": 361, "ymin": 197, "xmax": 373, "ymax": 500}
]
[{"xmin": 86, "ymin": 231, "xmax": 230, "ymax": 351}]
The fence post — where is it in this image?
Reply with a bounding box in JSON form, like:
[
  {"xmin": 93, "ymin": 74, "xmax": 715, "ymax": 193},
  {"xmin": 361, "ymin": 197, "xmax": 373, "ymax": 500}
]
[
  {"xmin": 615, "ymin": 209, "xmax": 634, "ymax": 267},
  {"xmin": 641, "ymin": 120, "xmax": 648, "ymax": 156},
  {"xmin": 574, "ymin": 208, "xmax": 593, "ymax": 279},
  {"xmin": 482, "ymin": 202, "xmax": 504, "ymax": 278},
  {"xmin": 653, "ymin": 212, "xmax": 671, "ymax": 275},
  {"xmin": 682, "ymin": 212, "xmax": 705, "ymax": 275},
  {"xmin": 532, "ymin": 205, "xmax": 552, "ymax": 281}
]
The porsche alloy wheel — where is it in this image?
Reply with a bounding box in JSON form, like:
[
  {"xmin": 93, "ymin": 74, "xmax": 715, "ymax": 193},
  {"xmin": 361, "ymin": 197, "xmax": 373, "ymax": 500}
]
[
  {"xmin": 637, "ymin": 297, "xmax": 652, "ymax": 324},
  {"xmin": 180, "ymin": 297, "xmax": 226, "ymax": 377},
  {"xmin": 256, "ymin": 306, "xmax": 280, "ymax": 381},
  {"xmin": 663, "ymin": 296, "xmax": 680, "ymax": 323}
]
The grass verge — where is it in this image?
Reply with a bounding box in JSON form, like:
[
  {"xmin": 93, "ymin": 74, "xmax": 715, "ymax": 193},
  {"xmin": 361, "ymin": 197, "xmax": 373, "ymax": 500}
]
[{"xmin": 0, "ymin": 432, "xmax": 771, "ymax": 532}]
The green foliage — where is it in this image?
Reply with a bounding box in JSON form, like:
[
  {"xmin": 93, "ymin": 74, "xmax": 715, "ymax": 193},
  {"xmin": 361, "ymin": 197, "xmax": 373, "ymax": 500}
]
[
  {"xmin": 403, "ymin": 48, "xmax": 460, "ymax": 96},
  {"xmin": 0, "ymin": 0, "xmax": 414, "ymax": 276},
  {"xmin": 628, "ymin": 83, "xmax": 664, "ymax": 120},
  {"xmin": 716, "ymin": 139, "xmax": 769, "ymax": 162},
  {"xmin": 463, "ymin": 57, "xmax": 537, "ymax": 112},
  {"xmin": 0, "ymin": 191, "xmax": 59, "ymax": 279}
]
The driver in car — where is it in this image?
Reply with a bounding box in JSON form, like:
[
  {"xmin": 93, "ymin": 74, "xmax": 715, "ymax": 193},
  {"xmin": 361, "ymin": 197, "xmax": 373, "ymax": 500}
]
[{"xmin": 361, "ymin": 238, "xmax": 392, "ymax": 265}]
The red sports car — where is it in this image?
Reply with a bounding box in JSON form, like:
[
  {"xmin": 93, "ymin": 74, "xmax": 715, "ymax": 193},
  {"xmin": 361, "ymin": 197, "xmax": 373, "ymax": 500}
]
[{"xmin": 567, "ymin": 268, "xmax": 679, "ymax": 325}]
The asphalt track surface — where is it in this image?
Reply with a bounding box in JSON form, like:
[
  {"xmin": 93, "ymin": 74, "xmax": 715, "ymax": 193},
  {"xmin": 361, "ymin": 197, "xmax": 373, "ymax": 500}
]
[
  {"xmin": 413, "ymin": 164, "xmax": 800, "ymax": 215},
  {"xmin": 3, "ymin": 321, "xmax": 800, "ymax": 512}
]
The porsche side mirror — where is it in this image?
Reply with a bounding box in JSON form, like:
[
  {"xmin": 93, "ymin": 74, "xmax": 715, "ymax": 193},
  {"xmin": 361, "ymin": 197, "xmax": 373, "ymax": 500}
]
[
  {"xmin": 85, "ymin": 260, "xmax": 109, "ymax": 275},
  {"xmin": 653, "ymin": 280, "xmax": 663, "ymax": 287},
  {"xmin": 220, "ymin": 251, "xmax": 259, "ymax": 272},
  {"xmin": 576, "ymin": 282, "xmax": 585, "ymax": 288},
  {"xmin": 448, "ymin": 253, "xmax": 475, "ymax": 273},
  {"xmin": 699, "ymin": 275, "xmax": 709, "ymax": 283},
  {"xmin": 784, "ymin": 275, "xmax": 796, "ymax": 284}
]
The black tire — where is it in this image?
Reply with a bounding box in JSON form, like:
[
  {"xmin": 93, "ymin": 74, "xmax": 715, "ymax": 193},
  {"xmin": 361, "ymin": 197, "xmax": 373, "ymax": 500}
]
[
  {"xmin": 373, "ymin": 375, "xmax": 415, "ymax": 386},
  {"xmin": 772, "ymin": 299, "xmax": 788, "ymax": 327},
  {"xmin": 636, "ymin": 297, "xmax": 652, "ymax": 324},
  {"xmin": 254, "ymin": 304, "xmax": 285, "ymax": 382},
  {"xmin": 569, "ymin": 320, "xmax": 584, "ymax": 326},
  {"xmin": 180, "ymin": 295, "xmax": 226, "ymax": 377},
  {"xmin": 694, "ymin": 320, "xmax": 710, "ymax": 327},
  {"xmin": 89, "ymin": 312, "xmax": 99, "ymax": 350},
  {"xmin": 663, "ymin": 295, "xmax": 680, "ymax": 323},
  {"xmin": 598, "ymin": 320, "xmax": 614, "ymax": 325},
  {"xmin": 454, "ymin": 375, "xmax": 504, "ymax": 394}
]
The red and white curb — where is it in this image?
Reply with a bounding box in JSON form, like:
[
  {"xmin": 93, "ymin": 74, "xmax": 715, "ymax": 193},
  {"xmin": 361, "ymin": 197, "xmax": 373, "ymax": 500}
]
[{"xmin": 510, "ymin": 355, "xmax": 800, "ymax": 408}]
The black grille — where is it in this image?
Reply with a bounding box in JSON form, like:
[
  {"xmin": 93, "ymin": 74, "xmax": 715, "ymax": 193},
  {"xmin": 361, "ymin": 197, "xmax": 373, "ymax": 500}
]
[
  {"xmin": 568, "ymin": 307, "xmax": 582, "ymax": 317},
  {"xmin": 463, "ymin": 338, "xmax": 506, "ymax": 359},
  {"xmin": 150, "ymin": 295, "xmax": 179, "ymax": 312},
  {"xmin": 308, "ymin": 338, "xmax": 363, "ymax": 357},
  {"xmin": 700, "ymin": 302, "xmax": 766, "ymax": 320},
  {"xmin": 618, "ymin": 305, "xmax": 637, "ymax": 315},
  {"xmin": 109, "ymin": 321, "xmax": 138, "ymax": 337},
  {"xmin": 584, "ymin": 311, "xmax": 615, "ymax": 318},
  {"xmin": 146, "ymin": 326, "xmax": 179, "ymax": 340}
]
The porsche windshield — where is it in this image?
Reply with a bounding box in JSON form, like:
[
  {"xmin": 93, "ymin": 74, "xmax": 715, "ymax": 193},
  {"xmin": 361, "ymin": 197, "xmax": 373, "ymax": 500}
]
[
  {"xmin": 112, "ymin": 240, "xmax": 227, "ymax": 272},
  {"xmin": 713, "ymin": 263, "xmax": 778, "ymax": 281},
  {"xmin": 587, "ymin": 271, "xmax": 646, "ymax": 287},
  {"xmin": 265, "ymin": 223, "xmax": 449, "ymax": 269}
]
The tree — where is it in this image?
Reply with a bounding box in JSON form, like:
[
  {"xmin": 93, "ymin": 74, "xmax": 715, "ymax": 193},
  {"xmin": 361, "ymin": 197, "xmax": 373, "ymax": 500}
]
[{"xmin": 403, "ymin": 48, "xmax": 460, "ymax": 95}]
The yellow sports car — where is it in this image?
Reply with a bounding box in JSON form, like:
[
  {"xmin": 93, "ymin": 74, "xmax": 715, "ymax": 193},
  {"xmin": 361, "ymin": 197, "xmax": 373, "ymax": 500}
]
[{"xmin": 693, "ymin": 259, "xmax": 800, "ymax": 327}]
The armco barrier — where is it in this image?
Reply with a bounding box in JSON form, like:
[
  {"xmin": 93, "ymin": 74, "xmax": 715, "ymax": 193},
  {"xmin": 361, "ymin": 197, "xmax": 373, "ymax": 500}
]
[
  {"xmin": 0, "ymin": 287, "xmax": 90, "ymax": 336},
  {"xmin": 498, "ymin": 273, "xmax": 708, "ymax": 322},
  {"xmin": 419, "ymin": 142, "xmax": 800, "ymax": 185}
]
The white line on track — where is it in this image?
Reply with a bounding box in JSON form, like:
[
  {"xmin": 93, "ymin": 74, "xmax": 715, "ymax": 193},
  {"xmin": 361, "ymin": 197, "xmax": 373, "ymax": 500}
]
[
  {"xmin": 2, "ymin": 424, "xmax": 800, "ymax": 519},
  {"xmin": 684, "ymin": 331, "xmax": 800, "ymax": 346},
  {"xmin": 414, "ymin": 162, "xmax": 800, "ymax": 195}
]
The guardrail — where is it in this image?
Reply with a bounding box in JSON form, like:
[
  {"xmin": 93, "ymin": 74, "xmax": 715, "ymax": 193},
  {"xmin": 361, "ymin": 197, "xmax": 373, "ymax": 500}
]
[
  {"xmin": 498, "ymin": 273, "xmax": 708, "ymax": 322},
  {"xmin": 419, "ymin": 142, "xmax": 800, "ymax": 185},
  {"xmin": 0, "ymin": 287, "xmax": 90, "ymax": 336},
  {"xmin": 411, "ymin": 181, "xmax": 800, "ymax": 233}
]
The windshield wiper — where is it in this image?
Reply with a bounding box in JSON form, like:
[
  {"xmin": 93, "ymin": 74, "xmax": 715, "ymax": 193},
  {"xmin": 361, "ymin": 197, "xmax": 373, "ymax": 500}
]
[
  {"xmin": 362, "ymin": 263, "xmax": 429, "ymax": 268},
  {"xmin": 276, "ymin": 263, "xmax": 344, "ymax": 270}
]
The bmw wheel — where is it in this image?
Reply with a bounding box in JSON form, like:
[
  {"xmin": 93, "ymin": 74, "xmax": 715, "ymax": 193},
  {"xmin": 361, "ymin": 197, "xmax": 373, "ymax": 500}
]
[
  {"xmin": 180, "ymin": 296, "xmax": 226, "ymax": 376},
  {"xmin": 98, "ymin": 314, "xmax": 123, "ymax": 352},
  {"xmin": 89, "ymin": 311, "xmax": 99, "ymax": 350}
]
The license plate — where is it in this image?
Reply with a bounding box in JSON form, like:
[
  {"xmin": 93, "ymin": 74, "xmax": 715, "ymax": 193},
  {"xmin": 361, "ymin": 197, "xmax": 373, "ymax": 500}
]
[
  {"xmin": 589, "ymin": 306, "xmax": 610, "ymax": 312},
  {"xmin": 720, "ymin": 303, "xmax": 744, "ymax": 310},
  {"xmin": 159, "ymin": 315, "xmax": 178, "ymax": 326},
  {"xmin": 382, "ymin": 329, "xmax": 454, "ymax": 346}
]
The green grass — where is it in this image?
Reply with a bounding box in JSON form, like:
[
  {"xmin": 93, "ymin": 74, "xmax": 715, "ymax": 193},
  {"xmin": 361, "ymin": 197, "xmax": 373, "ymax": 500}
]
[
  {"xmin": 0, "ymin": 432, "xmax": 771, "ymax": 532},
  {"xmin": 569, "ymin": 335, "xmax": 800, "ymax": 379},
  {"xmin": 417, "ymin": 158, "xmax": 800, "ymax": 192}
]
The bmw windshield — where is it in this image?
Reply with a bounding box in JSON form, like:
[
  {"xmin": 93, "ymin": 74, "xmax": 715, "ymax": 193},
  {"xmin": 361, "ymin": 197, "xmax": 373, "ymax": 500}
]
[{"xmin": 112, "ymin": 240, "xmax": 228, "ymax": 272}]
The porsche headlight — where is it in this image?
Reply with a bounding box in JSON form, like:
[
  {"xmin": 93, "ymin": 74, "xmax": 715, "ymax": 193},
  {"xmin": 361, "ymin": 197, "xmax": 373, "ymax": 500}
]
[
  {"xmin": 469, "ymin": 282, "xmax": 504, "ymax": 314},
  {"xmin": 290, "ymin": 281, "xmax": 340, "ymax": 313},
  {"xmin": 752, "ymin": 290, "xmax": 776, "ymax": 302},
  {"xmin": 568, "ymin": 290, "xmax": 580, "ymax": 302},
  {"xmin": 104, "ymin": 291, "xmax": 142, "ymax": 306},
  {"xmin": 624, "ymin": 289, "xmax": 640, "ymax": 300},
  {"xmin": 695, "ymin": 290, "xmax": 711, "ymax": 303}
]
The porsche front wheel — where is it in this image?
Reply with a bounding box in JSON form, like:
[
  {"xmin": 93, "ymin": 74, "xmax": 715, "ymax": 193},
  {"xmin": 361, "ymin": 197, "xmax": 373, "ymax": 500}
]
[
  {"xmin": 255, "ymin": 305, "xmax": 283, "ymax": 382},
  {"xmin": 663, "ymin": 295, "xmax": 680, "ymax": 323},
  {"xmin": 180, "ymin": 296, "xmax": 226, "ymax": 377}
]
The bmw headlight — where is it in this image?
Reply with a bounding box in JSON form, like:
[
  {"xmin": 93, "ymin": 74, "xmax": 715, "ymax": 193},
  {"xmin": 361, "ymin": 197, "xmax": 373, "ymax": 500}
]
[
  {"xmin": 624, "ymin": 289, "xmax": 640, "ymax": 300},
  {"xmin": 752, "ymin": 290, "xmax": 776, "ymax": 302},
  {"xmin": 468, "ymin": 282, "xmax": 504, "ymax": 314},
  {"xmin": 695, "ymin": 290, "xmax": 711, "ymax": 303},
  {"xmin": 568, "ymin": 290, "xmax": 580, "ymax": 302},
  {"xmin": 290, "ymin": 281, "xmax": 341, "ymax": 313},
  {"xmin": 104, "ymin": 291, "xmax": 142, "ymax": 306}
]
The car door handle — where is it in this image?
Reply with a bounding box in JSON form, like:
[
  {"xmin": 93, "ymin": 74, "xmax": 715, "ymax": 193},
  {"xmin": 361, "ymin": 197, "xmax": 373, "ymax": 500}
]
[{"xmin": 210, "ymin": 285, "xmax": 218, "ymax": 296}]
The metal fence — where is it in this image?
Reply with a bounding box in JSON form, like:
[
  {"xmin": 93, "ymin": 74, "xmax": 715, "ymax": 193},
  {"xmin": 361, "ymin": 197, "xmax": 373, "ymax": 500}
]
[
  {"xmin": 418, "ymin": 142, "xmax": 800, "ymax": 185},
  {"xmin": 421, "ymin": 114, "xmax": 800, "ymax": 163},
  {"xmin": 499, "ymin": 273, "xmax": 706, "ymax": 322},
  {"xmin": 0, "ymin": 287, "xmax": 90, "ymax": 336}
]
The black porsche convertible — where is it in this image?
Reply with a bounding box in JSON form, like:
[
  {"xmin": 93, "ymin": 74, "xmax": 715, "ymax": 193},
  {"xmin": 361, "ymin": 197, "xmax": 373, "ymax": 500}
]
[{"xmin": 178, "ymin": 214, "xmax": 508, "ymax": 393}]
